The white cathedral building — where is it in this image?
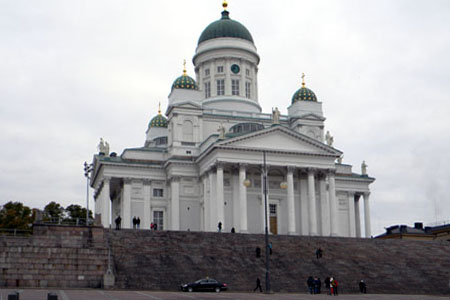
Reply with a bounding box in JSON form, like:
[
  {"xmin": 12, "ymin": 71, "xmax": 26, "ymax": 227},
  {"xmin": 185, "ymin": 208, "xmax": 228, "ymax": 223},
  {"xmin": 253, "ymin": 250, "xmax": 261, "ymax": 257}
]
[{"xmin": 90, "ymin": 2, "xmax": 375, "ymax": 238}]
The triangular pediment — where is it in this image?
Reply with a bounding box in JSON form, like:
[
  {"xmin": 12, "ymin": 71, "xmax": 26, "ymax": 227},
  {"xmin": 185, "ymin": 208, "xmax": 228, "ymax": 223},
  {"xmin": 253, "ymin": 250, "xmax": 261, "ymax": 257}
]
[{"xmin": 218, "ymin": 126, "xmax": 340, "ymax": 156}]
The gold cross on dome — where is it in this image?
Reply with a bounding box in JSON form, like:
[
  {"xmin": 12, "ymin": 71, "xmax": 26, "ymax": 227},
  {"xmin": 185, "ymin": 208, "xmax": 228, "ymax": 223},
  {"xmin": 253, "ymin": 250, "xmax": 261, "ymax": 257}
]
[
  {"xmin": 183, "ymin": 59, "xmax": 187, "ymax": 76},
  {"xmin": 301, "ymin": 73, "xmax": 306, "ymax": 87}
]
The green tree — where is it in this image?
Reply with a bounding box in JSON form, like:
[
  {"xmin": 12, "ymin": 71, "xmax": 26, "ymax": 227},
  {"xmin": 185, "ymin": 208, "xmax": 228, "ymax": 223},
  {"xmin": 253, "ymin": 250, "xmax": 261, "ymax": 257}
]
[
  {"xmin": 65, "ymin": 204, "xmax": 92, "ymax": 224},
  {"xmin": 0, "ymin": 201, "xmax": 34, "ymax": 229},
  {"xmin": 43, "ymin": 201, "xmax": 65, "ymax": 222}
]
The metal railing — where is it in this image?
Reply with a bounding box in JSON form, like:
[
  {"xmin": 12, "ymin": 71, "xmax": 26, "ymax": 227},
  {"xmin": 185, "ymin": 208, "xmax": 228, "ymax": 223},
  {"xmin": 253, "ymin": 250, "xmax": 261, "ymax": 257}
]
[
  {"xmin": 40, "ymin": 217, "xmax": 93, "ymax": 226},
  {"xmin": 0, "ymin": 228, "xmax": 33, "ymax": 236}
]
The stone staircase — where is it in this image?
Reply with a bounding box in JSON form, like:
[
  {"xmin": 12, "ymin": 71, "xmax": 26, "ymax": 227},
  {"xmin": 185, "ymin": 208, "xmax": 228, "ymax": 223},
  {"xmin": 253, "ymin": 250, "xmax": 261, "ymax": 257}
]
[{"xmin": 106, "ymin": 229, "xmax": 450, "ymax": 294}]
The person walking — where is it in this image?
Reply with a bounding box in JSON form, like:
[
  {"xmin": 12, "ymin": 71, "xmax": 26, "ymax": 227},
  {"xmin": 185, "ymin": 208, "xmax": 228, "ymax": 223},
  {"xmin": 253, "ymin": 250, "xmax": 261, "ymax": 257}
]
[
  {"xmin": 115, "ymin": 215, "xmax": 121, "ymax": 230},
  {"xmin": 253, "ymin": 277, "xmax": 262, "ymax": 292},
  {"xmin": 218, "ymin": 221, "xmax": 222, "ymax": 232}
]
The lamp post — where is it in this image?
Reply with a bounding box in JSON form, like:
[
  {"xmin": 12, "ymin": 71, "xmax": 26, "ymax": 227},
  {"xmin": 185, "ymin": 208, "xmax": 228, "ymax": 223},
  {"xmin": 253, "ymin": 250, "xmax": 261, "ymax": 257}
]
[
  {"xmin": 83, "ymin": 162, "xmax": 93, "ymax": 225},
  {"xmin": 262, "ymin": 150, "xmax": 271, "ymax": 293}
]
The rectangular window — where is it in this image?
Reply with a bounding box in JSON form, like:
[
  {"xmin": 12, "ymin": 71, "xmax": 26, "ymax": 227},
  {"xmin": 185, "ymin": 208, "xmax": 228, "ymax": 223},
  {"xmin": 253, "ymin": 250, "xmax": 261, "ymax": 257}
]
[
  {"xmin": 153, "ymin": 211, "xmax": 164, "ymax": 230},
  {"xmin": 204, "ymin": 81, "xmax": 211, "ymax": 98},
  {"xmin": 217, "ymin": 66, "xmax": 224, "ymax": 73},
  {"xmin": 217, "ymin": 79, "xmax": 225, "ymax": 96},
  {"xmin": 245, "ymin": 82, "xmax": 251, "ymax": 98},
  {"xmin": 246, "ymin": 68, "xmax": 250, "ymax": 76},
  {"xmin": 153, "ymin": 188, "xmax": 163, "ymax": 197},
  {"xmin": 232, "ymin": 79, "xmax": 240, "ymax": 96},
  {"xmin": 205, "ymin": 68, "xmax": 210, "ymax": 76},
  {"xmin": 270, "ymin": 204, "xmax": 277, "ymax": 215}
]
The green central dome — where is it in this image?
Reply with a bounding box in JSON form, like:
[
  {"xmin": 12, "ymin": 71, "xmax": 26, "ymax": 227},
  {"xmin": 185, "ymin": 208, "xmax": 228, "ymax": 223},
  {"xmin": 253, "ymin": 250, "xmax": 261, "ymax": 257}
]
[{"xmin": 198, "ymin": 10, "xmax": 254, "ymax": 45}]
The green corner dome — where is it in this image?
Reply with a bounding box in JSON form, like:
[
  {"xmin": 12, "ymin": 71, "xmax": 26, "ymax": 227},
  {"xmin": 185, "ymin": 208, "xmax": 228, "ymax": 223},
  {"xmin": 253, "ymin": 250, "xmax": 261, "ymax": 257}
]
[
  {"xmin": 149, "ymin": 113, "xmax": 168, "ymax": 128},
  {"xmin": 198, "ymin": 10, "xmax": 254, "ymax": 45},
  {"xmin": 292, "ymin": 87, "xmax": 318, "ymax": 103},
  {"xmin": 172, "ymin": 74, "xmax": 198, "ymax": 90}
]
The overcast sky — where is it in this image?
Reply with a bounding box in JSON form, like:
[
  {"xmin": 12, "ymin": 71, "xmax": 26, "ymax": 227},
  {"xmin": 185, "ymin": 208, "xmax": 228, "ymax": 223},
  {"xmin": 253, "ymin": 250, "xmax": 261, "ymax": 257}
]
[{"xmin": 1, "ymin": 0, "xmax": 449, "ymax": 236}]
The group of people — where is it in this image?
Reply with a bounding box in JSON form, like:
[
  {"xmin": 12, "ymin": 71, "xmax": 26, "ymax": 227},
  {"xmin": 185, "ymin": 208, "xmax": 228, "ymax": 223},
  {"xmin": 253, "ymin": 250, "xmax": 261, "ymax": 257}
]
[
  {"xmin": 132, "ymin": 216, "xmax": 141, "ymax": 229},
  {"xmin": 307, "ymin": 276, "xmax": 339, "ymax": 295}
]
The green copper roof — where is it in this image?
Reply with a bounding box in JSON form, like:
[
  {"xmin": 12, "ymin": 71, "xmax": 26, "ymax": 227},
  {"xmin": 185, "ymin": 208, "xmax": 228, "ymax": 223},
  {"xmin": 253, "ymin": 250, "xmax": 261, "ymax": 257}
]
[
  {"xmin": 198, "ymin": 10, "xmax": 254, "ymax": 45},
  {"xmin": 172, "ymin": 74, "xmax": 198, "ymax": 90},
  {"xmin": 292, "ymin": 86, "xmax": 318, "ymax": 103},
  {"xmin": 149, "ymin": 114, "xmax": 168, "ymax": 128}
]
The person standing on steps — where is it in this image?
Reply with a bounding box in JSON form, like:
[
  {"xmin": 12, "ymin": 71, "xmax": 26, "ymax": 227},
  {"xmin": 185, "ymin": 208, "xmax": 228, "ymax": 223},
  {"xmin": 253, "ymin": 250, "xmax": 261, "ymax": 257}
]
[
  {"xmin": 316, "ymin": 248, "xmax": 323, "ymax": 259},
  {"xmin": 253, "ymin": 277, "xmax": 262, "ymax": 292},
  {"xmin": 359, "ymin": 280, "xmax": 367, "ymax": 293},
  {"xmin": 115, "ymin": 215, "xmax": 121, "ymax": 230},
  {"xmin": 325, "ymin": 277, "xmax": 331, "ymax": 295},
  {"xmin": 307, "ymin": 276, "xmax": 314, "ymax": 294},
  {"xmin": 217, "ymin": 221, "xmax": 222, "ymax": 232},
  {"xmin": 132, "ymin": 216, "xmax": 137, "ymax": 229},
  {"xmin": 231, "ymin": 227, "xmax": 235, "ymax": 233},
  {"xmin": 136, "ymin": 217, "xmax": 141, "ymax": 229},
  {"xmin": 331, "ymin": 277, "xmax": 339, "ymax": 296}
]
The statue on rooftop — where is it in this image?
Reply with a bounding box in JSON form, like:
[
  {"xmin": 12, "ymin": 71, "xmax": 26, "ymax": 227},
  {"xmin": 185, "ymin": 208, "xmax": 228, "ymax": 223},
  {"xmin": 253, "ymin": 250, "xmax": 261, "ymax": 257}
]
[
  {"xmin": 98, "ymin": 138, "xmax": 110, "ymax": 156},
  {"xmin": 325, "ymin": 130, "xmax": 334, "ymax": 146},
  {"xmin": 272, "ymin": 107, "xmax": 280, "ymax": 124},
  {"xmin": 361, "ymin": 160, "xmax": 368, "ymax": 175},
  {"xmin": 217, "ymin": 123, "xmax": 225, "ymax": 139}
]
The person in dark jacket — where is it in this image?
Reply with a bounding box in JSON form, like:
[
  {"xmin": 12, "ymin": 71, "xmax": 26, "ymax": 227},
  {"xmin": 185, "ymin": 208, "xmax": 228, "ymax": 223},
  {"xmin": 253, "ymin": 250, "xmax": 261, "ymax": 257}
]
[
  {"xmin": 253, "ymin": 277, "xmax": 262, "ymax": 292},
  {"xmin": 325, "ymin": 277, "xmax": 331, "ymax": 295},
  {"xmin": 307, "ymin": 276, "xmax": 314, "ymax": 294},
  {"xmin": 218, "ymin": 221, "xmax": 222, "ymax": 232},
  {"xmin": 115, "ymin": 215, "xmax": 121, "ymax": 230},
  {"xmin": 132, "ymin": 216, "xmax": 137, "ymax": 229},
  {"xmin": 359, "ymin": 280, "xmax": 367, "ymax": 293},
  {"xmin": 136, "ymin": 217, "xmax": 141, "ymax": 229}
]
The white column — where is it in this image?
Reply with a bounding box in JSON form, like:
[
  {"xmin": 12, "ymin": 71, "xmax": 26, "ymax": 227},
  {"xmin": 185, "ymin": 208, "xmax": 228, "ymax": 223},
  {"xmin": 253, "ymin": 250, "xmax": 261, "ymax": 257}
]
[
  {"xmin": 216, "ymin": 164, "xmax": 225, "ymax": 229},
  {"xmin": 143, "ymin": 180, "xmax": 151, "ymax": 230},
  {"xmin": 300, "ymin": 174, "xmax": 309, "ymax": 235},
  {"xmin": 319, "ymin": 175, "xmax": 330, "ymax": 236},
  {"xmin": 348, "ymin": 192, "xmax": 356, "ymax": 237},
  {"xmin": 355, "ymin": 195, "xmax": 361, "ymax": 238},
  {"xmin": 307, "ymin": 169, "xmax": 318, "ymax": 235},
  {"xmin": 328, "ymin": 171, "xmax": 338, "ymax": 236},
  {"xmin": 364, "ymin": 192, "xmax": 372, "ymax": 238},
  {"xmin": 203, "ymin": 175, "xmax": 210, "ymax": 231},
  {"xmin": 122, "ymin": 179, "xmax": 131, "ymax": 229},
  {"xmin": 287, "ymin": 167, "xmax": 296, "ymax": 234},
  {"xmin": 170, "ymin": 177, "xmax": 180, "ymax": 230},
  {"xmin": 101, "ymin": 177, "xmax": 111, "ymax": 228},
  {"xmin": 209, "ymin": 171, "xmax": 216, "ymax": 231},
  {"xmin": 239, "ymin": 164, "xmax": 248, "ymax": 232}
]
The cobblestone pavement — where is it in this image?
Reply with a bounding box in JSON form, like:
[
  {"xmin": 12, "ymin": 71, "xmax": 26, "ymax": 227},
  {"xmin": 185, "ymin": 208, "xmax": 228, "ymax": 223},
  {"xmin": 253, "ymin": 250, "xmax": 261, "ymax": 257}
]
[{"xmin": 0, "ymin": 289, "xmax": 448, "ymax": 300}]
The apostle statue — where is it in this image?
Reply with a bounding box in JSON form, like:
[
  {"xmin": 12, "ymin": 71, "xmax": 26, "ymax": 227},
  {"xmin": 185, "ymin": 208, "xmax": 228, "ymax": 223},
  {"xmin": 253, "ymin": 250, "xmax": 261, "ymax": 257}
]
[
  {"xmin": 272, "ymin": 107, "xmax": 280, "ymax": 124},
  {"xmin": 325, "ymin": 130, "xmax": 334, "ymax": 146},
  {"xmin": 98, "ymin": 138, "xmax": 110, "ymax": 156},
  {"xmin": 217, "ymin": 123, "xmax": 225, "ymax": 139},
  {"xmin": 361, "ymin": 160, "xmax": 368, "ymax": 175},
  {"xmin": 337, "ymin": 155, "xmax": 343, "ymax": 164}
]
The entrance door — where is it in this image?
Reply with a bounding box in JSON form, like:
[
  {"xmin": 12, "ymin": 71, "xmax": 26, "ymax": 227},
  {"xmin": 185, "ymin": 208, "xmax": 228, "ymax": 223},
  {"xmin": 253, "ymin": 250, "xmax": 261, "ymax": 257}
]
[{"xmin": 269, "ymin": 204, "xmax": 277, "ymax": 235}]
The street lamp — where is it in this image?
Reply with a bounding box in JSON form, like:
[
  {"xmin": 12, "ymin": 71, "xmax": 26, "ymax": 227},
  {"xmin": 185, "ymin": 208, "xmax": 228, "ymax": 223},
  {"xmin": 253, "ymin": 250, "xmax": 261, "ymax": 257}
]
[
  {"xmin": 262, "ymin": 150, "xmax": 271, "ymax": 293},
  {"xmin": 83, "ymin": 161, "xmax": 93, "ymax": 225}
]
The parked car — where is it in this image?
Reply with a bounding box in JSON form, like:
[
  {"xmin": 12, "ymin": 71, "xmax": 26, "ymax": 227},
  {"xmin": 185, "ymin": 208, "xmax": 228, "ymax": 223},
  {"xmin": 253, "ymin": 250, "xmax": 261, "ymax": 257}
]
[{"xmin": 180, "ymin": 278, "xmax": 228, "ymax": 292}]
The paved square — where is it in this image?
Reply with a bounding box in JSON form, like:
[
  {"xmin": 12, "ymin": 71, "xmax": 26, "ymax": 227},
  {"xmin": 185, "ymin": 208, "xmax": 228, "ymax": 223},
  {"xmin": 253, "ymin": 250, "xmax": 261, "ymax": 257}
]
[{"xmin": 0, "ymin": 289, "xmax": 448, "ymax": 300}]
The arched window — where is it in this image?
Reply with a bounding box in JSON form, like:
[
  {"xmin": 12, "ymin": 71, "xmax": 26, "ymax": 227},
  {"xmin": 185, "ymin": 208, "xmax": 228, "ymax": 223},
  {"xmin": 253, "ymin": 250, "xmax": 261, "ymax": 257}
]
[{"xmin": 182, "ymin": 120, "xmax": 193, "ymax": 142}]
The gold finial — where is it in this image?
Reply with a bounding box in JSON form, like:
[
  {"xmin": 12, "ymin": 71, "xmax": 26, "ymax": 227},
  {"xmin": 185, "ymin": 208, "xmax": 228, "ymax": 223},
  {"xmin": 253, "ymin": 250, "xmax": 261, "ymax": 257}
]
[
  {"xmin": 158, "ymin": 102, "xmax": 161, "ymax": 115},
  {"xmin": 223, "ymin": 0, "xmax": 228, "ymax": 11},
  {"xmin": 301, "ymin": 73, "xmax": 306, "ymax": 87},
  {"xmin": 183, "ymin": 59, "xmax": 187, "ymax": 76}
]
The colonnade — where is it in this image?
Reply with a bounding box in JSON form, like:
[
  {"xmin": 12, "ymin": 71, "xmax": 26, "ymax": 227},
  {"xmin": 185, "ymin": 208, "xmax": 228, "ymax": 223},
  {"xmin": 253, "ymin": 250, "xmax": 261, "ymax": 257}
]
[{"xmin": 197, "ymin": 163, "xmax": 372, "ymax": 237}]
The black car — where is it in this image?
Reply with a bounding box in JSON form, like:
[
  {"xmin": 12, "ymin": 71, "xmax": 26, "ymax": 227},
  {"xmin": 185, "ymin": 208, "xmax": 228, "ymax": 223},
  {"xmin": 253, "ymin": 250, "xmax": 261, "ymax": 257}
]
[{"xmin": 180, "ymin": 278, "xmax": 228, "ymax": 292}]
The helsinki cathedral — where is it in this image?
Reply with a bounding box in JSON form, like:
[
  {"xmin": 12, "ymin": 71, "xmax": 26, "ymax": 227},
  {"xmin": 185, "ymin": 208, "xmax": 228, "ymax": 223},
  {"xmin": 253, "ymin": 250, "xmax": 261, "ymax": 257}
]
[{"xmin": 90, "ymin": 1, "xmax": 375, "ymax": 238}]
